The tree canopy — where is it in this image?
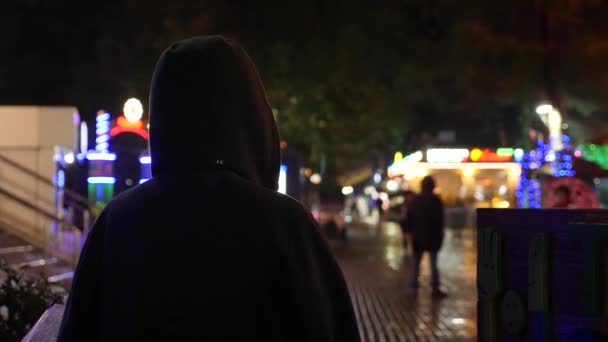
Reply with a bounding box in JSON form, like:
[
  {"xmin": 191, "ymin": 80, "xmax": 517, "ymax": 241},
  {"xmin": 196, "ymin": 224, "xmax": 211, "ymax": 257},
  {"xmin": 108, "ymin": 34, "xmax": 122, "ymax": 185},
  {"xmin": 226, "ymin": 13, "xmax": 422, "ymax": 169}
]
[{"xmin": 2, "ymin": 0, "xmax": 608, "ymax": 182}]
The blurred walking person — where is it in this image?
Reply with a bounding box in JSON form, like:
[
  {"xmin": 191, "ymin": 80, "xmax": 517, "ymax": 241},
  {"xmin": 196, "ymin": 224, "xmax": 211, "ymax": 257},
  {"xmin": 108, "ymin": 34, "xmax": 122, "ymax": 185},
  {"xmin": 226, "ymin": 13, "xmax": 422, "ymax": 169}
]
[
  {"xmin": 399, "ymin": 190, "xmax": 416, "ymax": 255},
  {"xmin": 375, "ymin": 197, "xmax": 384, "ymax": 225},
  {"xmin": 404, "ymin": 176, "xmax": 447, "ymax": 298}
]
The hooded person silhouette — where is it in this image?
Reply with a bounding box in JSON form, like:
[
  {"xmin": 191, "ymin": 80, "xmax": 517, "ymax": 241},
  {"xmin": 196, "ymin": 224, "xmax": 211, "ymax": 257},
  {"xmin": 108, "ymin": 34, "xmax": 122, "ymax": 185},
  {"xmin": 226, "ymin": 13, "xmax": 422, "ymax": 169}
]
[{"xmin": 58, "ymin": 36, "xmax": 359, "ymax": 341}]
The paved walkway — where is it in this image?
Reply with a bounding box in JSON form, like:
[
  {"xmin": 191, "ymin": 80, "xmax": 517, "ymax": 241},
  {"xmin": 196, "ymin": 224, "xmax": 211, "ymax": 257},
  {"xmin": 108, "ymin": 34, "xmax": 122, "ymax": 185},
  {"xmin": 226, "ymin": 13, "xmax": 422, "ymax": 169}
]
[
  {"xmin": 0, "ymin": 218, "xmax": 478, "ymax": 340},
  {"xmin": 332, "ymin": 221, "xmax": 477, "ymax": 341}
]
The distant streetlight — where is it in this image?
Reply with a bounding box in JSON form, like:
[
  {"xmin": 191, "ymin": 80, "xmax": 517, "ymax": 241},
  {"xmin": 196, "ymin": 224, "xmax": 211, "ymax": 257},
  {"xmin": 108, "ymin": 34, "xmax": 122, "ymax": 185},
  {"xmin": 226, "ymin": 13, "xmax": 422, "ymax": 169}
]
[
  {"xmin": 535, "ymin": 104, "xmax": 553, "ymax": 115},
  {"xmin": 547, "ymin": 109, "xmax": 563, "ymax": 151},
  {"xmin": 123, "ymin": 98, "xmax": 144, "ymax": 123},
  {"xmin": 536, "ymin": 103, "xmax": 563, "ymax": 151},
  {"xmin": 310, "ymin": 173, "xmax": 322, "ymax": 185},
  {"xmin": 341, "ymin": 186, "xmax": 354, "ymax": 195}
]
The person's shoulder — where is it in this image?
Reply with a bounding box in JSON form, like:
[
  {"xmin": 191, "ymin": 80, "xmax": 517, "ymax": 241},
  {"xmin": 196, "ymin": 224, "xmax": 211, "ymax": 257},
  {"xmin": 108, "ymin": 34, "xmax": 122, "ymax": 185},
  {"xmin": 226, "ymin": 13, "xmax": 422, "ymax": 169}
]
[
  {"xmin": 106, "ymin": 178, "xmax": 158, "ymax": 205},
  {"xmin": 100, "ymin": 179, "xmax": 162, "ymax": 220},
  {"xmin": 273, "ymin": 192, "xmax": 315, "ymax": 221},
  {"xmin": 432, "ymin": 194, "xmax": 443, "ymax": 202}
]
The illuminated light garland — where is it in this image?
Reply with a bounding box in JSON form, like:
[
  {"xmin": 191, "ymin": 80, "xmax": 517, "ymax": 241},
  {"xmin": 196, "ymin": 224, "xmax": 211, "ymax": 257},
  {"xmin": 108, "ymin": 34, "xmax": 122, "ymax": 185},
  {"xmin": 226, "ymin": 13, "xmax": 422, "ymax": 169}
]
[
  {"xmin": 95, "ymin": 111, "xmax": 111, "ymax": 152},
  {"xmin": 515, "ymin": 134, "xmax": 574, "ymax": 208},
  {"xmin": 86, "ymin": 153, "xmax": 116, "ymax": 161},
  {"xmin": 87, "ymin": 176, "xmax": 116, "ymax": 184}
]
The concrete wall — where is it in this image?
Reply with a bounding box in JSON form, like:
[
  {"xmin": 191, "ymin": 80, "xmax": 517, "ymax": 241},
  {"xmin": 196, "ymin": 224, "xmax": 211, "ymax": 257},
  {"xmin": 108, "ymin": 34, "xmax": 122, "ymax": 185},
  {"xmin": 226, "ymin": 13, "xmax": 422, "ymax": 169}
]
[{"xmin": 0, "ymin": 106, "xmax": 77, "ymax": 246}]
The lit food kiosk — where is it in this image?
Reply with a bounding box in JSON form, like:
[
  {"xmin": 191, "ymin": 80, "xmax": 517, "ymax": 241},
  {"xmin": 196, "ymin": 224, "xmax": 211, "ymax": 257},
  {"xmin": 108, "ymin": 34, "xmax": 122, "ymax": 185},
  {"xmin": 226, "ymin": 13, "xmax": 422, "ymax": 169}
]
[{"xmin": 387, "ymin": 148, "xmax": 522, "ymax": 208}]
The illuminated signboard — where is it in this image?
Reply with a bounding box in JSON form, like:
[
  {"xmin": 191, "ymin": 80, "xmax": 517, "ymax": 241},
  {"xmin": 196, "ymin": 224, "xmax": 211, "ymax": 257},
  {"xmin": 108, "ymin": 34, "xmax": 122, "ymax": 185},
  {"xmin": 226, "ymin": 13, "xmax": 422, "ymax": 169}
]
[
  {"xmin": 468, "ymin": 148, "xmax": 514, "ymax": 162},
  {"xmin": 426, "ymin": 149, "xmax": 470, "ymax": 163},
  {"xmin": 387, "ymin": 151, "xmax": 423, "ymax": 177}
]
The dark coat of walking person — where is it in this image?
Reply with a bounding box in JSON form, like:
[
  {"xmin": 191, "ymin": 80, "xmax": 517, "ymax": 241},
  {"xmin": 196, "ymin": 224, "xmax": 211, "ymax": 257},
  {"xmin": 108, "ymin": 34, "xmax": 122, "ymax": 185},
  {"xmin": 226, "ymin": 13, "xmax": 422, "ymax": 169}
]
[
  {"xmin": 58, "ymin": 36, "xmax": 360, "ymax": 342},
  {"xmin": 398, "ymin": 190, "xmax": 416, "ymax": 253},
  {"xmin": 404, "ymin": 176, "xmax": 447, "ymax": 298}
]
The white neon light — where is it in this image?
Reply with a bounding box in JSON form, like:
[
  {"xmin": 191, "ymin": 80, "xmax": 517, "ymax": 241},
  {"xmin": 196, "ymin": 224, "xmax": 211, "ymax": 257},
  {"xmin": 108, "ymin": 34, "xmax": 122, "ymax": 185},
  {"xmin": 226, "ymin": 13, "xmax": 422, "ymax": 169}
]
[
  {"xmin": 96, "ymin": 113, "xmax": 110, "ymax": 121},
  {"xmin": 87, "ymin": 177, "xmax": 116, "ymax": 184},
  {"xmin": 415, "ymin": 162, "xmax": 518, "ymax": 170},
  {"xmin": 341, "ymin": 186, "xmax": 354, "ymax": 195},
  {"xmin": 139, "ymin": 178, "xmax": 150, "ymax": 184},
  {"xmin": 426, "ymin": 149, "xmax": 470, "ymax": 163},
  {"xmin": 86, "ymin": 153, "xmax": 116, "ymax": 161},
  {"xmin": 278, "ymin": 165, "xmax": 287, "ymax": 194},
  {"xmin": 139, "ymin": 156, "xmax": 151, "ymax": 164},
  {"xmin": 80, "ymin": 122, "xmax": 88, "ymax": 153}
]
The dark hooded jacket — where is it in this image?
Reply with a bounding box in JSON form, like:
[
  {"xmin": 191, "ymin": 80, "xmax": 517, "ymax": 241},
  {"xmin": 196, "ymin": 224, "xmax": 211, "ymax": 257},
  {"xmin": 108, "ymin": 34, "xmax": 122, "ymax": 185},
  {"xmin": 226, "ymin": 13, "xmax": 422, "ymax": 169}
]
[{"xmin": 58, "ymin": 36, "xmax": 359, "ymax": 342}]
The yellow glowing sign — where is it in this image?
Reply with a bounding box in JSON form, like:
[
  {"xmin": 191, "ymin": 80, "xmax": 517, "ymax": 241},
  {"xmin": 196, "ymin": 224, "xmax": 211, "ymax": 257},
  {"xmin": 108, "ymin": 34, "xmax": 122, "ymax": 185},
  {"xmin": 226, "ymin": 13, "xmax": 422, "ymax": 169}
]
[
  {"xmin": 394, "ymin": 151, "xmax": 404, "ymax": 163},
  {"xmin": 470, "ymin": 148, "xmax": 483, "ymax": 162}
]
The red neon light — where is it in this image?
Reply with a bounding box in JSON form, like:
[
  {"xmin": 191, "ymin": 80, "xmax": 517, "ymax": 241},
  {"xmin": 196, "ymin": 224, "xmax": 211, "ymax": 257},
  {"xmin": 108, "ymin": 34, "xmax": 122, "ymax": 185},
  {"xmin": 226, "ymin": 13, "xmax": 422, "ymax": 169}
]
[
  {"xmin": 110, "ymin": 116, "xmax": 148, "ymax": 140},
  {"xmin": 117, "ymin": 116, "xmax": 143, "ymax": 129},
  {"xmin": 110, "ymin": 126, "xmax": 149, "ymax": 140}
]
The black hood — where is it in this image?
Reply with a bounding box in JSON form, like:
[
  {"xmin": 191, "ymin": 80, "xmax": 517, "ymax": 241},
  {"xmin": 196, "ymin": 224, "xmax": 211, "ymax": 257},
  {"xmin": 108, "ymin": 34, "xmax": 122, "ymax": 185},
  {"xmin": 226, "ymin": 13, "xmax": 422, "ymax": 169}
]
[{"xmin": 149, "ymin": 36, "xmax": 280, "ymax": 190}]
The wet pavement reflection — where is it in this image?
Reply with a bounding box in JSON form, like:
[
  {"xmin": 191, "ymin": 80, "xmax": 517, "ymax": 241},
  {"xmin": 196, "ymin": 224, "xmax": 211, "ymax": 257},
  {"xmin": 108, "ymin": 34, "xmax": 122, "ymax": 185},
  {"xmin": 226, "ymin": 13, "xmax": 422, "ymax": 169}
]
[{"xmin": 331, "ymin": 221, "xmax": 477, "ymax": 341}]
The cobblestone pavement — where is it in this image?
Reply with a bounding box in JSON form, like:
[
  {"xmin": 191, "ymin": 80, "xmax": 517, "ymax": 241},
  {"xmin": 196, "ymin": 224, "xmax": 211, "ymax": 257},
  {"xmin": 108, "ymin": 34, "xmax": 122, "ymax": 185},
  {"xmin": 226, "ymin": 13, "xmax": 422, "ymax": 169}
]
[
  {"xmin": 331, "ymin": 221, "xmax": 477, "ymax": 341},
  {"xmin": 1, "ymin": 218, "xmax": 478, "ymax": 340}
]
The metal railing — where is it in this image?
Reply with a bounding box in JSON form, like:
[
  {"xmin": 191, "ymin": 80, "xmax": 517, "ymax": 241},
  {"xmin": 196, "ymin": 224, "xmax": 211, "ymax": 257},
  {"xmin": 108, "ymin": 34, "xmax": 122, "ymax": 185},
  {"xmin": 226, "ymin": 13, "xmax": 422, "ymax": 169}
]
[
  {"xmin": 0, "ymin": 185, "xmax": 83, "ymax": 265},
  {"xmin": 0, "ymin": 154, "xmax": 94, "ymax": 265},
  {"xmin": 0, "ymin": 153, "xmax": 94, "ymax": 209}
]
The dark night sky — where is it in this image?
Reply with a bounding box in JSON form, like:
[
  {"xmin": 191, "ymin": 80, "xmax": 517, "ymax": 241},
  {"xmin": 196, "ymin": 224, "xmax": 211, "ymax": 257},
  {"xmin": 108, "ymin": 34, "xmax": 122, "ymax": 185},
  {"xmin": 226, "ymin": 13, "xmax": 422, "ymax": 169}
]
[
  {"xmin": 2, "ymin": 0, "xmax": 605, "ymax": 152},
  {"xmin": 1, "ymin": 1, "xmax": 130, "ymax": 119},
  {"xmin": 0, "ymin": 1, "xmax": 522, "ymax": 147}
]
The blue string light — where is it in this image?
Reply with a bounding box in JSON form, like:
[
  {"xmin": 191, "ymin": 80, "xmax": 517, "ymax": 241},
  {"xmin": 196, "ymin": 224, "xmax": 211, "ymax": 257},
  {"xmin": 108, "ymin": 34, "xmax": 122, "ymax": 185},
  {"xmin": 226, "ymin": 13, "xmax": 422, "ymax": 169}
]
[
  {"xmin": 95, "ymin": 112, "xmax": 111, "ymax": 153},
  {"xmin": 516, "ymin": 134, "xmax": 576, "ymax": 207}
]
